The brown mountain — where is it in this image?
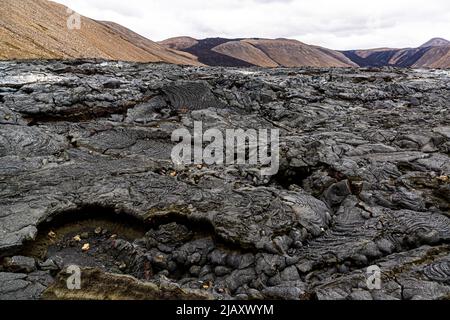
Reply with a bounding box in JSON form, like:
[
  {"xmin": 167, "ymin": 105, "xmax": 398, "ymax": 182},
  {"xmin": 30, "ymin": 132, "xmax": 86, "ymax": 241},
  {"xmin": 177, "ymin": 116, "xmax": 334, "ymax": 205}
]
[
  {"xmin": 420, "ymin": 37, "xmax": 450, "ymax": 48},
  {"xmin": 342, "ymin": 38, "xmax": 450, "ymax": 68},
  {"xmin": 159, "ymin": 37, "xmax": 199, "ymax": 51},
  {"xmin": 160, "ymin": 37, "xmax": 358, "ymax": 68},
  {"xmin": 0, "ymin": 0, "xmax": 201, "ymax": 65},
  {"xmin": 161, "ymin": 36, "xmax": 450, "ymax": 69},
  {"xmin": 412, "ymin": 46, "xmax": 450, "ymax": 68}
]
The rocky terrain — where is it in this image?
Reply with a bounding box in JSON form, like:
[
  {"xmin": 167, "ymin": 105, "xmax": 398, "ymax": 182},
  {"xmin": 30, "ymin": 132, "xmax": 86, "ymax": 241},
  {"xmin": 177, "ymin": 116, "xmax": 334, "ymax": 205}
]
[
  {"xmin": 0, "ymin": 0, "xmax": 201, "ymax": 65},
  {"xmin": 0, "ymin": 60, "xmax": 449, "ymax": 300}
]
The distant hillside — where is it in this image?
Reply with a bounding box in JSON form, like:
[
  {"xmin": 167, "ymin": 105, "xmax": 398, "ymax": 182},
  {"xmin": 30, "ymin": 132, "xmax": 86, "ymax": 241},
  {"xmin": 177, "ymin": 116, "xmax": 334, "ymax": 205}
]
[
  {"xmin": 160, "ymin": 37, "xmax": 358, "ymax": 68},
  {"xmin": 342, "ymin": 38, "xmax": 450, "ymax": 68},
  {"xmin": 159, "ymin": 36, "xmax": 199, "ymax": 51}
]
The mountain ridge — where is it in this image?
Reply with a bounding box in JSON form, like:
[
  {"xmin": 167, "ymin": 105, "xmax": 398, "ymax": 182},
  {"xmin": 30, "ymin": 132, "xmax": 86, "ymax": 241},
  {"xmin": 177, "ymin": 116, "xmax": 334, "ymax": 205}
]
[
  {"xmin": 420, "ymin": 37, "xmax": 450, "ymax": 48},
  {"xmin": 159, "ymin": 37, "xmax": 358, "ymax": 68},
  {"xmin": 342, "ymin": 40, "xmax": 450, "ymax": 68},
  {"xmin": 160, "ymin": 36, "xmax": 450, "ymax": 68}
]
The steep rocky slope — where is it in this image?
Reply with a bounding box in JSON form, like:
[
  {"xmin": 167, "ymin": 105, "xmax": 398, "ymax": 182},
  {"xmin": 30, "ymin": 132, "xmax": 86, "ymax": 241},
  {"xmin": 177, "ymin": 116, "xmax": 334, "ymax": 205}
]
[
  {"xmin": 412, "ymin": 46, "xmax": 450, "ymax": 68},
  {"xmin": 0, "ymin": 0, "xmax": 201, "ymax": 65},
  {"xmin": 0, "ymin": 60, "xmax": 449, "ymax": 300}
]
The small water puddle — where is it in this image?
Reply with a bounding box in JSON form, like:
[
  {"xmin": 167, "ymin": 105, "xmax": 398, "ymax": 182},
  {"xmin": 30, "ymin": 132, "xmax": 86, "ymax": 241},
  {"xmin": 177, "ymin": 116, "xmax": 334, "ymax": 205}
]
[{"xmin": 20, "ymin": 208, "xmax": 147, "ymax": 274}]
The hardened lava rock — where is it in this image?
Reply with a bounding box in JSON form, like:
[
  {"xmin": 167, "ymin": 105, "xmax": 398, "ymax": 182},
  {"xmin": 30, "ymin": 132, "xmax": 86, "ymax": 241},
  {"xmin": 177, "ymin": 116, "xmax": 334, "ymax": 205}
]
[{"xmin": 0, "ymin": 60, "xmax": 449, "ymax": 300}]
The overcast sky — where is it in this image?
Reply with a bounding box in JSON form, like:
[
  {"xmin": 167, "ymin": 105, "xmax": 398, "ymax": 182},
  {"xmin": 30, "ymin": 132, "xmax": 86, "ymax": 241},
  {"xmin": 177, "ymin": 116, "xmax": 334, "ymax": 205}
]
[{"xmin": 54, "ymin": 0, "xmax": 450, "ymax": 50}]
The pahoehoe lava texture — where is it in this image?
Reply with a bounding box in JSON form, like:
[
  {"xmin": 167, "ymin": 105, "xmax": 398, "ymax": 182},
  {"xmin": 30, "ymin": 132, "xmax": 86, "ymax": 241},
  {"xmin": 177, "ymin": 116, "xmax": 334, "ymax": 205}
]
[{"xmin": 0, "ymin": 60, "xmax": 449, "ymax": 300}]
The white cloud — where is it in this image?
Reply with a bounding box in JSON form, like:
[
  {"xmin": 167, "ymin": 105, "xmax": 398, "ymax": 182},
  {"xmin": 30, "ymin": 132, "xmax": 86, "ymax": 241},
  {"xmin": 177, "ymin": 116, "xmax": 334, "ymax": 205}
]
[{"xmin": 53, "ymin": 0, "xmax": 450, "ymax": 50}]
